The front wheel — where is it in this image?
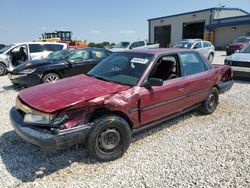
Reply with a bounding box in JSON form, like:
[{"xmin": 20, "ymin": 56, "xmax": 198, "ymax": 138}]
[
  {"xmin": 86, "ymin": 115, "xmax": 132, "ymax": 161},
  {"xmin": 42, "ymin": 73, "xmax": 60, "ymax": 83},
  {"xmin": 0, "ymin": 63, "xmax": 7, "ymax": 76},
  {"xmin": 200, "ymin": 87, "xmax": 219, "ymax": 115}
]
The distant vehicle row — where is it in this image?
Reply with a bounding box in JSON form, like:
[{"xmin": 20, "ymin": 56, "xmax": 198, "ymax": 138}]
[
  {"xmin": 110, "ymin": 40, "xmax": 159, "ymax": 52},
  {"xmin": 0, "ymin": 42, "xmax": 67, "ymax": 76}
]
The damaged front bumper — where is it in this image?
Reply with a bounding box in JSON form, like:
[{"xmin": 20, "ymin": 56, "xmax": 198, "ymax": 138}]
[{"xmin": 10, "ymin": 107, "xmax": 92, "ymax": 151}]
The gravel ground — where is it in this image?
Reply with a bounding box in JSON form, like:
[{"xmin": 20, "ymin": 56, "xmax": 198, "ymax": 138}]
[{"xmin": 0, "ymin": 51, "xmax": 249, "ymax": 187}]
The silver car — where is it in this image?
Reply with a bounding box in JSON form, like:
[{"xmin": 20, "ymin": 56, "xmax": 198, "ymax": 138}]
[
  {"xmin": 224, "ymin": 44, "xmax": 250, "ymax": 80},
  {"xmin": 174, "ymin": 39, "xmax": 215, "ymax": 62}
]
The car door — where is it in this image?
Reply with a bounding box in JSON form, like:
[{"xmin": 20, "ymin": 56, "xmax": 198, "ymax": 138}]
[
  {"xmin": 63, "ymin": 49, "xmax": 91, "ymax": 77},
  {"xmin": 139, "ymin": 54, "xmax": 185, "ymax": 126},
  {"xmin": 178, "ymin": 51, "xmax": 214, "ymax": 110}
]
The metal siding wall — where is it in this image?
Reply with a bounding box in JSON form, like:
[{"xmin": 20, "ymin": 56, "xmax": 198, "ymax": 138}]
[{"xmin": 214, "ymin": 24, "xmax": 250, "ymax": 49}]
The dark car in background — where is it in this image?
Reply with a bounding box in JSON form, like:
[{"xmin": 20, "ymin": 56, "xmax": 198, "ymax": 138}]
[
  {"xmin": 8, "ymin": 48, "xmax": 111, "ymax": 87},
  {"xmin": 225, "ymin": 36, "xmax": 250, "ymax": 55},
  {"xmin": 225, "ymin": 44, "xmax": 250, "ymax": 80}
]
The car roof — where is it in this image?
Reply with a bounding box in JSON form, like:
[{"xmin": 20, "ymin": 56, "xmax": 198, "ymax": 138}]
[{"xmin": 123, "ymin": 48, "xmax": 194, "ymax": 55}]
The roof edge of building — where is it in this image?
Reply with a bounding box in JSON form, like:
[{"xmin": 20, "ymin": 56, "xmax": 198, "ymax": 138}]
[{"xmin": 148, "ymin": 7, "xmax": 249, "ymax": 22}]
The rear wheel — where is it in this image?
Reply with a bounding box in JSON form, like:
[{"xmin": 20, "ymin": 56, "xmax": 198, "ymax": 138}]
[
  {"xmin": 86, "ymin": 115, "xmax": 132, "ymax": 161},
  {"xmin": 200, "ymin": 87, "xmax": 219, "ymax": 115},
  {"xmin": 0, "ymin": 63, "xmax": 7, "ymax": 76},
  {"xmin": 42, "ymin": 73, "xmax": 60, "ymax": 83}
]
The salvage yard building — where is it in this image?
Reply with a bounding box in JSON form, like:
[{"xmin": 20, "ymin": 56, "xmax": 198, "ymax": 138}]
[{"xmin": 148, "ymin": 7, "xmax": 250, "ymax": 49}]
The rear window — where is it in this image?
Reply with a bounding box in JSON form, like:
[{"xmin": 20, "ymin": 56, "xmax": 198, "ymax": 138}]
[
  {"xmin": 29, "ymin": 44, "xmax": 44, "ymax": 53},
  {"xmin": 44, "ymin": 44, "xmax": 64, "ymax": 51},
  {"xmin": 179, "ymin": 52, "xmax": 209, "ymax": 76}
]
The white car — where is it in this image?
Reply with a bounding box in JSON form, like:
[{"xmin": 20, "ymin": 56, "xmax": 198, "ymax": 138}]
[
  {"xmin": 0, "ymin": 42, "xmax": 67, "ymax": 76},
  {"xmin": 174, "ymin": 39, "xmax": 215, "ymax": 62},
  {"xmin": 110, "ymin": 40, "xmax": 159, "ymax": 52}
]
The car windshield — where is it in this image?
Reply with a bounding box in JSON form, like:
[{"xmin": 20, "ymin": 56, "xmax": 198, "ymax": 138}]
[
  {"xmin": 234, "ymin": 38, "xmax": 250, "ymax": 43},
  {"xmin": 0, "ymin": 44, "xmax": 14, "ymax": 54},
  {"xmin": 114, "ymin": 42, "xmax": 130, "ymax": 49},
  {"xmin": 174, "ymin": 41, "xmax": 194, "ymax": 49},
  {"xmin": 88, "ymin": 52, "xmax": 154, "ymax": 86},
  {"xmin": 46, "ymin": 48, "xmax": 74, "ymax": 60},
  {"xmin": 240, "ymin": 45, "xmax": 250, "ymax": 53}
]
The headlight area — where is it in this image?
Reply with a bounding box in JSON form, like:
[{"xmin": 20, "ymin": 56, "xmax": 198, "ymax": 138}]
[
  {"xmin": 24, "ymin": 113, "xmax": 51, "ymax": 125},
  {"xmin": 23, "ymin": 109, "xmax": 89, "ymax": 130}
]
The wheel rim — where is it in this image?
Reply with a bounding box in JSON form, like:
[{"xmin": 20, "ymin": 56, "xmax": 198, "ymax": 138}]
[
  {"xmin": 45, "ymin": 74, "xmax": 59, "ymax": 82},
  {"xmin": 0, "ymin": 65, "xmax": 4, "ymax": 74},
  {"xmin": 208, "ymin": 93, "xmax": 216, "ymax": 110},
  {"xmin": 97, "ymin": 127, "xmax": 121, "ymax": 152},
  {"xmin": 208, "ymin": 54, "xmax": 213, "ymax": 61}
]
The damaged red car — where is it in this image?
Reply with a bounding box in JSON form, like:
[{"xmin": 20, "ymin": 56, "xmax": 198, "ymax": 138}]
[{"xmin": 10, "ymin": 48, "xmax": 233, "ymax": 161}]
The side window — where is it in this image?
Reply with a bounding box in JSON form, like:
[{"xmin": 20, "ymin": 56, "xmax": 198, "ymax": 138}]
[
  {"xmin": 130, "ymin": 42, "xmax": 138, "ymax": 49},
  {"xmin": 193, "ymin": 42, "xmax": 202, "ymax": 49},
  {"xmin": 29, "ymin": 44, "xmax": 44, "ymax": 53},
  {"xmin": 207, "ymin": 42, "xmax": 212, "ymax": 47},
  {"xmin": 44, "ymin": 44, "xmax": 64, "ymax": 51},
  {"xmin": 149, "ymin": 55, "xmax": 180, "ymax": 81},
  {"xmin": 203, "ymin": 42, "xmax": 209, "ymax": 48},
  {"xmin": 137, "ymin": 41, "xmax": 145, "ymax": 47},
  {"xmin": 179, "ymin": 52, "xmax": 208, "ymax": 76},
  {"xmin": 67, "ymin": 49, "xmax": 89, "ymax": 62},
  {"xmin": 91, "ymin": 49, "xmax": 108, "ymax": 59}
]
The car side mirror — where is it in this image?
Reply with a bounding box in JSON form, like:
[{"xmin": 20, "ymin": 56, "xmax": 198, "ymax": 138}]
[{"xmin": 142, "ymin": 78, "xmax": 163, "ymax": 88}]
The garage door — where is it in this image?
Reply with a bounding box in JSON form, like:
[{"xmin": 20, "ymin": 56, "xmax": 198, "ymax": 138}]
[
  {"xmin": 154, "ymin": 25, "xmax": 171, "ymax": 48},
  {"xmin": 183, "ymin": 22, "xmax": 205, "ymax": 39}
]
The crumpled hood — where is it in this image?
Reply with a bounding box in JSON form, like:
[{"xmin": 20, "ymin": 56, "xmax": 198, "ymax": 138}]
[
  {"xmin": 226, "ymin": 53, "xmax": 250, "ymax": 62},
  {"xmin": 19, "ymin": 74, "xmax": 130, "ymax": 113}
]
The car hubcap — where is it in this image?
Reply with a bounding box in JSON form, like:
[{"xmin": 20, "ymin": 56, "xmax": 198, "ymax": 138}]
[
  {"xmin": 0, "ymin": 65, "xmax": 4, "ymax": 74},
  {"xmin": 98, "ymin": 128, "xmax": 121, "ymax": 151},
  {"xmin": 46, "ymin": 75, "xmax": 59, "ymax": 82},
  {"xmin": 208, "ymin": 94, "xmax": 216, "ymax": 109},
  {"xmin": 209, "ymin": 55, "xmax": 213, "ymax": 61}
]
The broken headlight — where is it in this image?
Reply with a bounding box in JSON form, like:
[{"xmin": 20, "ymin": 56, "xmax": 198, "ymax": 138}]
[{"xmin": 24, "ymin": 113, "xmax": 51, "ymax": 125}]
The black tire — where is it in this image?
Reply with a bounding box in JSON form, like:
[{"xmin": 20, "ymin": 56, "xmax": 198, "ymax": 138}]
[
  {"xmin": 86, "ymin": 115, "xmax": 132, "ymax": 161},
  {"xmin": 0, "ymin": 63, "xmax": 7, "ymax": 76},
  {"xmin": 208, "ymin": 53, "xmax": 214, "ymax": 62},
  {"xmin": 200, "ymin": 87, "xmax": 219, "ymax": 115},
  {"xmin": 42, "ymin": 73, "xmax": 60, "ymax": 83}
]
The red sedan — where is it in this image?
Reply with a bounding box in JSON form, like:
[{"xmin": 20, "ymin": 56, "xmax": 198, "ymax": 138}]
[{"xmin": 10, "ymin": 48, "xmax": 233, "ymax": 161}]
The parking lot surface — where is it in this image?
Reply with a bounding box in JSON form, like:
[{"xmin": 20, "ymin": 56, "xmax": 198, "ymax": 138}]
[{"xmin": 0, "ymin": 51, "xmax": 249, "ymax": 187}]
